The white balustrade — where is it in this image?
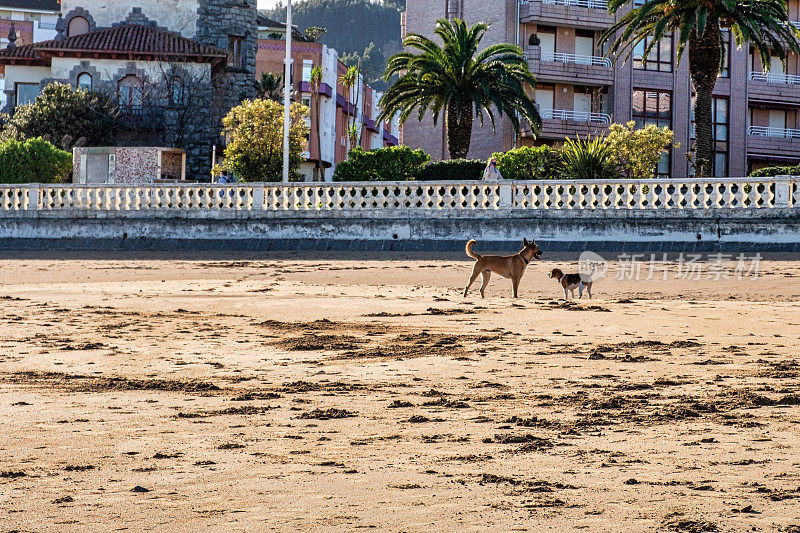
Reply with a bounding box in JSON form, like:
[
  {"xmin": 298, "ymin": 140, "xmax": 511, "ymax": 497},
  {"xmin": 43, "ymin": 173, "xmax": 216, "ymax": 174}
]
[
  {"xmin": 542, "ymin": 0, "xmax": 608, "ymax": 9},
  {"xmin": 542, "ymin": 52, "xmax": 612, "ymax": 67},
  {"xmin": 0, "ymin": 177, "xmax": 794, "ymax": 214},
  {"xmin": 749, "ymin": 71, "xmax": 800, "ymax": 85},
  {"xmin": 540, "ymin": 108, "xmax": 612, "ymax": 123},
  {"xmin": 749, "ymin": 125, "xmax": 800, "ymax": 139}
]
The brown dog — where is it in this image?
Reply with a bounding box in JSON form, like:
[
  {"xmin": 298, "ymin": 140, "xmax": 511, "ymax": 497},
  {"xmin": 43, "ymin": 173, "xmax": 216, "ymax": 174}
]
[{"xmin": 463, "ymin": 239, "xmax": 542, "ymax": 298}]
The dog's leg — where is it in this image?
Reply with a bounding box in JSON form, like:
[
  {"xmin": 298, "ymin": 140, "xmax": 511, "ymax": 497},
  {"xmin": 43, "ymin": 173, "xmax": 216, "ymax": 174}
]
[
  {"xmin": 563, "ymin": 287, "xmax": 569, "ymax": 300},
  {"xmin": 512, "ymin": 276, "xmax": 520, "ymax": 298},
  {"xmin": 464, "ymin": 264, "xmax": 481, "ymax": 297},
  {"xmin": 479, "ymin": 271, "xmax": 491, "ymax": 299},
  {"xmin": 587, "ymin": 284, "xmax": 593, "ymax": 299},
  {"xmin": 579, "ymin": 284, "xmax": 584, "ymax": 299}
]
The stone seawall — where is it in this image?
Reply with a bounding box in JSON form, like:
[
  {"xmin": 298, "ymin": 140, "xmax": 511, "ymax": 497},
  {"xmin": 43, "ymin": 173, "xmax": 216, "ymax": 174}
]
[{"xmin": 2, "ymin": 211, "xmax": 799, "ymax": 252}]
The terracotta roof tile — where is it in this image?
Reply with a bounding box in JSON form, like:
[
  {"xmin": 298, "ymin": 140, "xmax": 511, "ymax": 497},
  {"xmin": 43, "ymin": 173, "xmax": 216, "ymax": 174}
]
[{"xmin": 0, "ymin": 24, "xmax": 227, "ymax": 62}]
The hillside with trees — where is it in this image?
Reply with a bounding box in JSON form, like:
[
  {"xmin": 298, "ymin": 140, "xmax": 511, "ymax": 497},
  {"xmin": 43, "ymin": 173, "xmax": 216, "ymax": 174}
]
[{"xmin": 263, "ymin": 0, "xmax": 404, "ymax": 90}]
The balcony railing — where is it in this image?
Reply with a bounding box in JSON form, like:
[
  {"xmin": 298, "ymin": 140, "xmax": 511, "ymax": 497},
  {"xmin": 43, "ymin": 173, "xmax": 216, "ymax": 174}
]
[
  {"xmin": 542, "ymin": 0, "xmax": 608, "ymax": 8},
  {"xmin": 749, "ymin": 72, "xmax": 800, "ymax": 85},
  {"xmin": 541, "ymin": 108, "xmax": 611, "ymax": 123},
  {"xmin": 749, "ymin": 125, "xmax": 800, "ymax": 139},
  {"xmin": 542, "ymin": 52, "xmax": 612, "ymax": 67}
]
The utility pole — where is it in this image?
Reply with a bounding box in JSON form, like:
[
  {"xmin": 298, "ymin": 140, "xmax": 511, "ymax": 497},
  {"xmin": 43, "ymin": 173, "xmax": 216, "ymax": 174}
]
[{"xmin": 282, "ymin": 0, "xmax": 293, "ymax": 183}]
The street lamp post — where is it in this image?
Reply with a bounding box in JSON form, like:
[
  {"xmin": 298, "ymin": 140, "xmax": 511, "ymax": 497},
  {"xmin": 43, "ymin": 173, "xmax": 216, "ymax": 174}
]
[{"xmin": 282, "ymin": 0, "xmax": 293, "ymax": 183}]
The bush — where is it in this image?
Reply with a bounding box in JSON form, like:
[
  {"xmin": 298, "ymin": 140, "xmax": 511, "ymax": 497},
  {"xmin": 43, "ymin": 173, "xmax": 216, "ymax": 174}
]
[
  {"xmin": 0, "ymin": 138, "xmax": 72, "ymax": 183},
  {"xmin": 749, "ymin": 164, "xmax": 800, "ymax": 177},
  {"xmin": 560, "ymin": 136, "xmax": 618, "ymax": 180},
  {"xmin": 221, "ymin": 99, "xmax": 309, "ymax": 182},
  {"xmin": 1, "ymin": 82, "xmax": 117, "ymax": 150},
  {"xmin": 333, "ymin": 146, "xmax": 429, "ymax": 181},
  {"xmin": 414, "ymin": 159, "xmax": 485, "ymax": 181},
  {"xmin": 493, "ymin": 145, "xmax": 561, "ymax": 180},
  {"xmin": 605, "ymin": 122, "xmax": 674, "ymax": 179}
]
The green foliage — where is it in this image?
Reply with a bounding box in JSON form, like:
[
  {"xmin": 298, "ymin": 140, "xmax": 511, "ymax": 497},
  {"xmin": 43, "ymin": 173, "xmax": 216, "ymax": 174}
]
[
  {"xmin": 0, "ymin": 138, "xmax": 72, "ymax": 184},
  {"xmin": 221, "ymin": 99, "xmax": 309, "ymax": 182},
  {"xmin": 415, "ymin": 159, "xmax": 485, "ymax": 181},
  {"xmin": 254, "ymin": 72, "xmax": 283, "ymax": 102},
  {"xmin": 266, "ymin": 0, "xmax": 402, "ymax": 90},
  {"xmin": 560, "ymin": 136, "xmax": 618, "ymax": 180},
  {"xmin": 380, "ymin": 19, "xmax": 540, "ymax": 159},
  {"xmin": 304, "ymin": 26, "xmax": 326, "ymax": 43},
  {"xmin": 493, "ymin": 146, "xmax": 561, "ymax": 180},
  {"xmin": 749, "ymin": 164, "xmax": 800, "ymax": 177},
  {"xmin": 605, "ymin": 121, "xmax": 674, "ymax": 179},
  {"xmin": 333, "ymin": 146, "xmax": 429, "ymax": 181},
  {"xmin": 1, "ymin": 82, "xmax": 116, "ymax": 150}
]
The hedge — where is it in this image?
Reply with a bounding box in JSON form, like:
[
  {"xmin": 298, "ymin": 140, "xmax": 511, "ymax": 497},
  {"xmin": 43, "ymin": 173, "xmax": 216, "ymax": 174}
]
[
  {"xmin": 748, "ymin": 164, "xmax": 800, "ymax": 178},
  {"xmin": 493, "ymin": 145, "xmax": 561, "ymax": 180},
  {"xmin": 0, "ymin": 138, "xmax": 72, "ymax": 184},
  {"xmin": 333, "ymin": 146, "xmax": 429, "ymax": 181},
  {"xmin": 414, "ymin": 159, "xmax": 485, "ymax": 181}
]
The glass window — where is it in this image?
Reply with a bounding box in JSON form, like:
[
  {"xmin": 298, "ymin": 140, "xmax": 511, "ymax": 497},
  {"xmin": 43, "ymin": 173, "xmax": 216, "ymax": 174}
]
[
  {"xmin": 77, "ymin": 72, "xmax": 92, "ymax": 91},
  {"xmin": 633, "ymin": 89, "xmax": 672, "ymax": 177},
  {"xmin": 15, "ymin": 83, "xmax": 39, "ymax": 106},
  {"xmin": 302, "ymin": 60, "xmax": 313, "ymax": 83},
  {"xmin": 633, "ymin": 36, "xmax": 672, "ymax": 72},
  {"xmin": 117, "ymin": 75, "xmax": 143, "ymax": 109},
  {"xmin": 719, "ymin": 32, "xmax": 730, "ymax": 78},
  {"xmin": 170, "ymin": 76, "xmax": 183, "ymax": 105},
  {"xmin": 227, "ymin": 36, "xmax": 244, "ymax": 69},
  {"xmin": 689, "ymin": 95, "xmax": 729, "ymax": 176}
]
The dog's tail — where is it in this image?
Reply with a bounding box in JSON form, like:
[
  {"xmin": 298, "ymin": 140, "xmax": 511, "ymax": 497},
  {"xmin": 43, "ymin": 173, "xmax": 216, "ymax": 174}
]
[{"xmin": 465, "ymin": 239, "xmax": 481, "ymax": 260}]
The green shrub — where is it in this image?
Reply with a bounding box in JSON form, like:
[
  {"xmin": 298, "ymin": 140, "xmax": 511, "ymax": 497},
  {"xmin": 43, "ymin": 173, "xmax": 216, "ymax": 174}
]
[
  {"xmin": 493, "ymin": 145, "xmax": 561, "ymax": 180},
  {"xmin": 748, "ymin": 164, "xmax": 800, "ymax": 177},
  {"xmin": 0, "ymin": 138, "xmax": 72, "ymax": 183},
  {"xmin": 560, "ymin": 136, "xmax": 618, "ymax": 180},
  {"xmin": 333, "ymin": 146, "xmax": 429, "ymax": 181},
  {"xmin": 414, "ymin": 159, "xmax": 485, "ymax": 181}
]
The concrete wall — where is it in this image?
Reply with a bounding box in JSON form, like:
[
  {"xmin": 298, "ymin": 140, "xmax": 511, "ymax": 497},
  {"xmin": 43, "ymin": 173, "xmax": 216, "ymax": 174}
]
[{"xmin": 59, "ymin": 1, "xmax": 200, "ymax": 37}]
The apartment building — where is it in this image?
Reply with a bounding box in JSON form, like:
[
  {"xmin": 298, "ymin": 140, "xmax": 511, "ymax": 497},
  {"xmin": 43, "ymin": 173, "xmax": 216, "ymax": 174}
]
[
  {"xmin": 256, "ymin": 15, "xmax": 400, "ymax": 181},
  {"xmin": 404, "ymin": 0, "xmax": 800, "ymax": 177},
  {"xmin": 0, "ymin": 0, "xmax": 59, "ymax": 107}
]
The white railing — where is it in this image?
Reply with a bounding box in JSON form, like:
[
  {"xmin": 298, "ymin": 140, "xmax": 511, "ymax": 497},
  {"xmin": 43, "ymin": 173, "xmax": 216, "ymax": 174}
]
[
  {"xmin": 542, "ymin": 0, "xmax": 608, "ymax": 9},
  {"xmin": 0, "ymin": 178, "xmax": 796, "ymax": 213},
  {"xmin": 540, "ymin": 108, "xmax": 612, "ymax": 123},
  {"xmin": 749, "ymin": 125, "xmax": 800, "ymax": 139},
  {"xmin": 749, "ymin": 71, "xmax": 800, "ymax": 85},
  {"xmin": 542, "ymin": 52, "xmax": 612, "ymax": 67}
]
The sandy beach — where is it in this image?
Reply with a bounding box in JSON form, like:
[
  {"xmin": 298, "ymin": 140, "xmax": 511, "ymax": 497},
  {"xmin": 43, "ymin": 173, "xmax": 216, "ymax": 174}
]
[{"xmin": 1, "ymin": 251, "xmax": 799, "ymax": 532}]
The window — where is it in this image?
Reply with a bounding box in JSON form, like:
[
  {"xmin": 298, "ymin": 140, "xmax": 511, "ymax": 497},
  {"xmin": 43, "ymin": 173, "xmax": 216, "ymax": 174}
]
[
  {"xmin": 633, "ymin": 36, "xmax": 672, "ymax": 72},
  {"xmin": 227, "ymin": 36, "xmax": 244, "ymax": 69},
  {"xmin": 690, "ymin": 96, "xmax": 729, "ymax": 176},
  {"xmin": 719, "ymin": 32, "xmax": 730, "ymax": 78},
  {"xmin": 535, "ymin": 83, "xmax": 554, "ymax": 114},
  {"xmin": 633, "ymin": 89, "xmax": 672, "ymax": 177},
  {"xmin": 16, "ymin": 83, "xmax": 39, "ymax": 106},
  {"xmin": 537, "ymin": 25, "xmax": 556, "ymax": 57},
  {"xmin": 77, "ymin": 72, "xmax": 92, "ymax": 91},
  {"xmin": 302, "ymin": 60, "xmax": 314, "ymax": 83},
  {"xmin": 170, "ymin": 76, "xmax": 183, "ymax": 105},
  {"xmin": 117, "ymin": 75, "xmax": 143, "ymax": 111},
  {"xmin": 67, "ymin": 16, "xmax": 89, "ymax": 37}
]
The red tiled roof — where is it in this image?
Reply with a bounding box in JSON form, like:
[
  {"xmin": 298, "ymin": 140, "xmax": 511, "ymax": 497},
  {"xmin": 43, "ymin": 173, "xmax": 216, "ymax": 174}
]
[{"xmin": 0, "ymin": 24, "xmax": 227, "ymax": 63}]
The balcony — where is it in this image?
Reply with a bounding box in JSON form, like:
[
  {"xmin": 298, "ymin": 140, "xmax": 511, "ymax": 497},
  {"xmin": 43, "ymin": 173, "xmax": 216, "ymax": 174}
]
[
  {"xmin": 748, "ymin": 72, "xmax": 800, "ymax": 106},
  {"xmin": 527, "ymin": 48, "xmax": 614, "ymax": 86},
  {"xmin": 530, "ymin": 108, "xmax": 611, "ymax": 140},
  {"xmin": 521, "ymin": 0, "xmax": 614, "ymax": 29},
  {"xmin": 747, "ymin": 125, "xmax": 800, "ymax": 159}
]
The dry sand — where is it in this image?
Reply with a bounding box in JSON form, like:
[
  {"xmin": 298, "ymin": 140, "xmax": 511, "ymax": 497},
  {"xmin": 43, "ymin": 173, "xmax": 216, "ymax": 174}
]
[{"xmin": 1, "ymin": 251, "xmax": 799, "ymax": 532}]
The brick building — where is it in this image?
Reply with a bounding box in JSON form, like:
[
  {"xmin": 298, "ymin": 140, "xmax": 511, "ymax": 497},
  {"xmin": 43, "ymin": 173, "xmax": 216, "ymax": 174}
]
[{"xmin": 404, "ymin": 0, "xmax": 800, "ymax": 177}]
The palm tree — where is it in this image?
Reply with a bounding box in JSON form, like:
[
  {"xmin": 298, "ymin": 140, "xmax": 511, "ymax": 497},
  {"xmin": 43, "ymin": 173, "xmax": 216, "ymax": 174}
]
[
  {"xmin": 601, "ymin": 0, "xmax": 800, "ymax": 176},
  {"xmin": 339, "ymin": 65, "xmax": 362, "ymax": 151},
  {"xmin": 379, "ymin": 18, "xmax": 540, "ymax": 160},
  {"xmin": 309, "ymin": 65, "xmax": 325, "ymax": 181},
  {"xmin": 255, "ymin": 72, "xmax": 283, "ymax": 102}
]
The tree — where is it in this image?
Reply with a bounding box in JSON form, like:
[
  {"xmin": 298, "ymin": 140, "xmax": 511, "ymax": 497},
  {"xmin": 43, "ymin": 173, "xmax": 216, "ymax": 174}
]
[
  {"xmin": 304, "ymin": 26, "xmax": 326, "ymax": 43},
  {"xmin": 560, "ymin": 136, "xmax": 618, "ymax": 180},
  {"xmin": 379, "ymin": 19, "xmax": 541, "ymax": 160},
  {"xmin": 0, "ymin": 137, "xmax": 72, "ymax": 184},
  {"xmin": 601, "ymin": 0, "xmax": 800, "ymax": 176},
  {"xmin": 308, "ymin": 65, "xmax": 325, "ymax": 181},
  {"xmin": 254, "ymin": 72, "xmax": 283, "ymax": 102},
  {"xmin": 605, "ymin": 121, "xmax": 675, "ymax": 179},
  {"xmin": 339, "ymin": 65, "xmax": 362, "ymax": 150},
  {"xmin": 1, "ymin": 82, "xmax": 117, "ymax": 150},
  {"xmin": 221, "ymin": 98, "xmax": 309, "ymax": 182}
]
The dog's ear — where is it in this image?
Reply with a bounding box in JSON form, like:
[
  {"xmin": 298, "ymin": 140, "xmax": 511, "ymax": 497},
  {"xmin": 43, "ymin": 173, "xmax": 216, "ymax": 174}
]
[{"xmin": 523, "ymin": 238, "xmax": 530, "ymax": 247}]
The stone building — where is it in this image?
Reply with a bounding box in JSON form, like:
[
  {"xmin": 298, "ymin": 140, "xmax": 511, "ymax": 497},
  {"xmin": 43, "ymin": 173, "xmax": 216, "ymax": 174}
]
[
  {"xmin": 404, "ymin": 0, "xmax": 800, "ymax": 177},
  {"xmin": 0, "ymin": 0, "xmax": 258, "ymax": 177}
]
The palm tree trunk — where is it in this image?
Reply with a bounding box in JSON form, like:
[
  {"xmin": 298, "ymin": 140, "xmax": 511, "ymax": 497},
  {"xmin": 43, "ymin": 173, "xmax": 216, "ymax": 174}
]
[
  {"xmin": 314, "ymin": 93, "xmax": 322, "ymax": 181},
  {"xmin": 446, "ymin": 99, "xmax": 473, "ymax": 159},
  {"xmin": 689, "ymin": 23, "xmax": 722, "ymax": 177}
]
